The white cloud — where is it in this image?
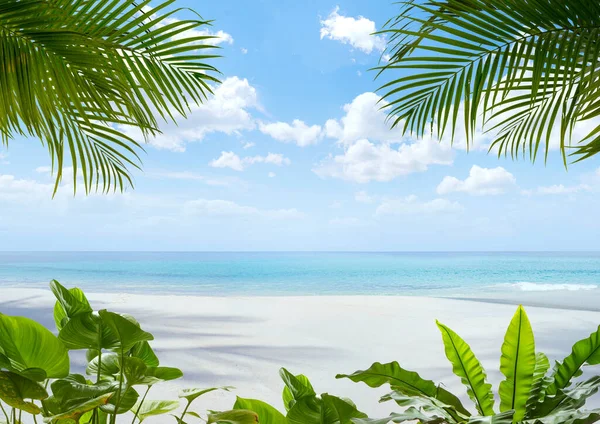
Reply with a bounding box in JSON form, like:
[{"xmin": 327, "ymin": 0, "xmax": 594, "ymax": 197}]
[
  {"xmin": 183, "ymin": 199, "xmax": 304, "ymax": 219},
  {"xmin": 313, "ymin": 138, "xmax": 453, "ymax": 183},
  {"xmin": 324, "ymin": 92, "xmax": 403, "ymax": 146},
  {"xmin": 123, "ymin": 77, "xmax": 259, "ymax": 152},
  {"xmin": 209, "ymin": 151, "xmax": 291, "ymax": 171},
  {"xmin": 259, "ymin": 120, "xmax": 322, "ymax": 147},
  {"xmin": 375, "ymin": 195, "xmax": 463, "ymax": 216},
  {"xmin": 241, "ymin": 48, "xmax": 248, "ymax": 54},
  {"xmin": 242, "ymin": 142, "xmax": 255, "ymax": 149},
  {"xmin": 437, "ymin": 166, "xmax": 517, "ymax": 196},
  {"xmin": 0, "ymin": 174, "xmax": 54, "ymax": 202},
  {"xmin": 268, "ymin": 172, "xmax": 276, "ymax": 178},
  {"xmin": 355, "ymin": 191, "xmax": 373, "ymax": 204},
  {"xmin": 320, "ymin": 6, "xmax": 386, "ymax": 54},
  {"xmin": 163, "ymin": 17, "xmax": 233, "ymax": 45},
  {"xmin": 0, "ymin": 152, "xmax": 8, "ymax": 165}
]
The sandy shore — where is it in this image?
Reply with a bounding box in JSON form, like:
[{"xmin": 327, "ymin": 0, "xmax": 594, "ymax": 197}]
[{"xmin": 2, "ymin": 288, "xmax": 600, "ymax": 421}]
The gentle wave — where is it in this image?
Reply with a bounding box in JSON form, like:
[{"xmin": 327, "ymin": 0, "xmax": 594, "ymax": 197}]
[{"xmin": 507, "ymin": 282, "xmax": 598, "ymax": 292}]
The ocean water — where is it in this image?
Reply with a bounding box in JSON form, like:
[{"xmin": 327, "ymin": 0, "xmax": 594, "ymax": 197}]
[{"xmin": 0, "ymin": 251, "xmax": 599, "ymax": 298}]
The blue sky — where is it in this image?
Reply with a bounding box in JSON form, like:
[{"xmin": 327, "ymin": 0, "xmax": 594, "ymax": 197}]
[{"xmin": 1, "ymin": 0, "xmax": 600, "ymax": 251}]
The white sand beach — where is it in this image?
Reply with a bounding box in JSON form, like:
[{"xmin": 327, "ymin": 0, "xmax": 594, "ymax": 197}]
[{"xmin": 2, "ymin": 289, "xmax": 600, "ymax": 421}]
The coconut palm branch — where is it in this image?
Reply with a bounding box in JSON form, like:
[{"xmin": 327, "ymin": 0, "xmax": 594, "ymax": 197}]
[
  {"xmin": 0, "ymin": 0, "xmax": 221, "ymax": 194},
  {"xmin": 378, "ymin": 0, "xmax": 600, "ymax": 164}
]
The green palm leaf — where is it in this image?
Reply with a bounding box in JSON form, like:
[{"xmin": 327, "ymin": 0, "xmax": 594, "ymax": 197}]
[
  {"xmin": 498, "ymin": 305, "xmax": 536, "ymax": 421},
  {"xmin": 436, "ymin": 321, "xmax": 495, "ymax": 416},
  {"xmin": 0, "ymin": 0, "xmax": 221, "ymax": 194},
  {"xmin": 378, "ymin": 0, "xmax": 600, "ymax": 164}
]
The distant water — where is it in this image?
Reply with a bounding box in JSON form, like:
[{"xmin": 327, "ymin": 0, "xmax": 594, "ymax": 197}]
[{"xmin": 0, "ymin": 252, "xmax": 599, "ymax": 299}]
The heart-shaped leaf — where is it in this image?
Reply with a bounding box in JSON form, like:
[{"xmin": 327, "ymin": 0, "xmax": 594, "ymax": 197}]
[
  {"xmin": 135, "ymin": 400, "xmax": 180, "ymax": 422},
  {"xmin": 0, "ymin": 371, "xmax": 47, "ymax": 414},
  {"xmin": 0, "ymin": 314, "xmax": 69, "ymax": 379}
]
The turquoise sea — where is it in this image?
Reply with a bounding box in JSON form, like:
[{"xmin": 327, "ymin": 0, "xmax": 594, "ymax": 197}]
[{"xmin": 0, "ymin": 252, "xmax": 599, "ymax": 297}]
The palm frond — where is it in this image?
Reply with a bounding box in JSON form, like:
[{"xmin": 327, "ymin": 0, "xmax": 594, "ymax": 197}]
[
  {"xmin": 378, "ymin": 0, "xmax": 600, "ymax": 163},
  {"xmin": 0, "ymin": 0, "xmax": 221, "ymax": 194}
]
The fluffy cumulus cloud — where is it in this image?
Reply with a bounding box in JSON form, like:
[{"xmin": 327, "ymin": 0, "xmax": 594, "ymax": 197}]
[
  {"xmin": 375, "ymin": 195, "xmax": 463, "ymax": 216},
  {"xmin": 183, "ymin": 199, "xmax": 304, "ymax": 219},
  {"xmin": 314, "ymin": 138, "xmax": 453, "ymax": 183},
  {"xmin": 0, "ymin": 174, "xmax": 54, "ymax": 202},
  {"xmin": 259, "ymin": 120, "xmax": 322, "ymax": 147},
  {"xmin": 123, "ymin": 77, "xmax": 259, "ymax": 152},
  {"xmin": 324, "ymin": 92, "xmax": 405, "ymax": 146},
  {"xmin": 209, "ymin": 152, "xmax": 291, "ymax": 171},
  {"xmin": 319, "ymin": 6, "xmax": 386, "ymax": 54},
  {"xmin": 437, "ymin": 166, "xmax": 517, "ymax": 196}
]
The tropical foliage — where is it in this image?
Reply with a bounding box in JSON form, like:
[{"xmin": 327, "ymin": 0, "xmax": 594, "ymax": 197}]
[
  {"xmin": 378, "ymin": 0, "xmax": 600, "ymax": 164},
  {"xmin": 0, "ymin": 280, "xmax": 257, "ymax": 423},
  {"xmin": 3, "ymin": 283, "xmax": 600, "ymax": 423},
  {"xmin": 0, "ymin": 0, "xmax": 221, "ymax": 194},
  {"xmin": 338, "ymin": 305, "xmax": 600, "ymax": 423}
]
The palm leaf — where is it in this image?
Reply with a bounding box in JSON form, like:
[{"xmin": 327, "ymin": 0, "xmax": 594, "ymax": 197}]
[
  {"xmin": 0, "ymin": 0, "xmax": 221, "ymax": 194},
  {"xmin": 378, "ymin": 0, "xmax": 600, "ymax": 164},
  {"xmin": 436, "ymin": 321, "xmax": 495, "ymax": 416}
]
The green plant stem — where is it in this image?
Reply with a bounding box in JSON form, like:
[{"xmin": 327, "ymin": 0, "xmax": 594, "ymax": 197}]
[
  {"xmin": 18, "ymin": 409, "xmax": 21, "ymax": 423},
  {"xmin": 131, "ymin": 385, "xmax": 151, "ymax": 424},
  {"xmin": 178, "ymin": 400, "xmax": 192, "ymax": 423},
  {"xmin": 0, "ymin": 403, "xmax": 9, "ymax": 423},
  {"xmin": 111, "ymin": 350, "xmax": 126, "ymax": 424},
  {"xmin": 33, "ymin": 412, "xmax": 38, "ymax": 424},
  {"xmin": 94, "ymin": 349, "xmax": 103, "ymax": 424}
]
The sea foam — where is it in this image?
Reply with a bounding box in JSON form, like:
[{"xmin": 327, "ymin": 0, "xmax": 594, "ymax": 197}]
[{"xmin": 509, "ymin": 282, "xmax": 598, "ymax": 292}]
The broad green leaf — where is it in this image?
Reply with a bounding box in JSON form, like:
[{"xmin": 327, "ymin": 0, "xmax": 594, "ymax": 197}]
[
  {"xmin": 98, "ymin": 310, "xmax": 153, "ymax": 352},
  {"xmin": 207, "ymin": 409, "xmax": 259, "ymax": 424},
  {"xmin": 437, "ymin": 321, "xmax": 495, "ymax": 416},
  {"xmin": 50, "ymin": 374, "xmax": 116, "ymax": 404},
  {"xmin": 525, "ymin": 353, "xmax": 551, "ymax": 416},
  {"xmin": 0, "ymin": 314, "xmax": 69, "ymax": 379},
  {"xmin": 131, "ymin": 341, "xmax": 159, "ymax": 367},
  {"xmin": 100, "ymin": 386, "xmax": 139, "ymax": 414},
  {"xmin": 135, "ymin": 400, "xmax": 180, "ymax": 422},
  {"xmin": 0, "ymin": 371, "xmax": 47, "ymax": 414},
  {"xmin": 42, "ymin": 393, "xmax": 113, "ymax": 423},
  {"xmin": 86, "ymin": 352, "xmax": 120, "ymax": 380},
  {"xmin": 122, "ymin": 356, "xmax": 148, "ymax": 386},
  {"xmin": 50, "ymin": 280, "xmax": 92, "ymax": 331},
  {"xmin": 140, "ymin": 366, "xmax": 183, "ymax": 385},
  {"xmin": 499, "ymin": 306, "xmax": 536, "ymax": 421},
  {"xmin": 233, "ymin": 397, "xmax": 286, "ymax": 424},
  {"xmin": 58, "ymin": 313, "xmax": 118, "ymax": 351},
  {"xmin": 547, "ymin": 325, "xmax": 600, "ymax": 395},
  {"xmin": 280, "ymin": 368, "xmax": 316, "ymax": 411},
  {"xmin": 337, "ymin": 361, "xmax": 471, "ymax": 417},
  {"xmin": 286, "ymin": 396, "xmax": 324, "ymax": 424},
  {"xmin": 321, "ymin": 393, "xmax": 368, "ymax": 424}
]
